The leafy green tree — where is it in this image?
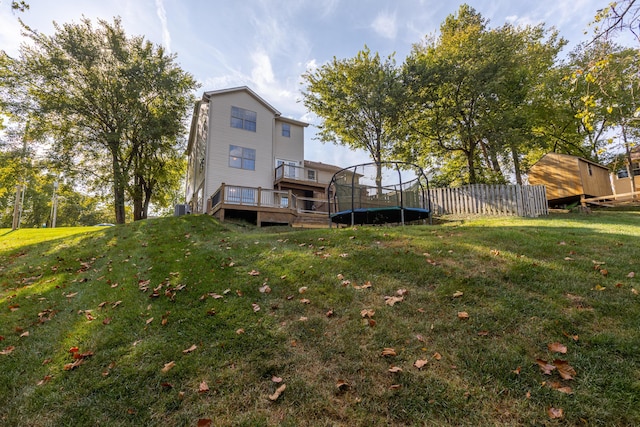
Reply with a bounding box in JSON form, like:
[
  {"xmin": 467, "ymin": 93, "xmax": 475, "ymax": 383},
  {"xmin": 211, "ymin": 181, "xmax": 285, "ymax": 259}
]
[
  {"xmin": 401, "ymin": 4, "xmax": 565, "ymax": 185},
  {"xmin": 302, "ymin": 46, "xmax": 403, "ymax": 193},
  {"xmin": 1, "ymin": 17, "xmax": 197, "ymax": 223}
]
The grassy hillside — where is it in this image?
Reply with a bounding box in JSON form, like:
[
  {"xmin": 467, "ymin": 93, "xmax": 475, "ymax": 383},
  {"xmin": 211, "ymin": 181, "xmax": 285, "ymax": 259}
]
[{"xmin": 1, "ymin": 213, "xmax": 639, "ymax": 426}]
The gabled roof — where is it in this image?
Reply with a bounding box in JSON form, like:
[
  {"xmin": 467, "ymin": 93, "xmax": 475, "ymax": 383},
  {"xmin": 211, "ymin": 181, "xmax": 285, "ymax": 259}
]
[
  {"xmin": 276, "ymin": 116, "xmax": 309, "ymax": 127},
  {"xmin": 202, "ymin": 86, "xmax": 280, "ymax": 116},
  {"xmin": 531, "ymin": 152, "xmax": 608, "ymax": 170}
]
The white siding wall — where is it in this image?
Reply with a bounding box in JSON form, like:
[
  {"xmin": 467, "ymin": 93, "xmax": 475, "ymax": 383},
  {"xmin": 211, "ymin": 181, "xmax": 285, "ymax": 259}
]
[
  {"xmin": 204, "ymin": 91, "xmax": 276, "ymax": 202},
  {"xmin": 274, "ymin": 120, "xmax": 304, "ymax": 167}
]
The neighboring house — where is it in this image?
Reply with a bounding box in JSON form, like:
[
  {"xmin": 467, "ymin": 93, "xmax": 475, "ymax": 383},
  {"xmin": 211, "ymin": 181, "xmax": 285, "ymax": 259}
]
[
  {"xmin": 184, "ymin": 86, "xmax": 337, "ymax": 226},
  {"xmin": 611, "ymin": 146, "xmax": 640, "ymax": 197},
  {"xmin": 528, "ymin": 153, "xmax": 613, "ymax": 206}
]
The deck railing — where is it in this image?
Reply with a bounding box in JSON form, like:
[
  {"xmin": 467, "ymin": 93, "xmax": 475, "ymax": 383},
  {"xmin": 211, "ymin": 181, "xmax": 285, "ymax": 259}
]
[
  {"xmin": 275, "ymin": 164, "xmax": 319, "ymax": 183},
  {"xmin": 211, "ymin": 184, "xmax": 296, "ymax": 210}
]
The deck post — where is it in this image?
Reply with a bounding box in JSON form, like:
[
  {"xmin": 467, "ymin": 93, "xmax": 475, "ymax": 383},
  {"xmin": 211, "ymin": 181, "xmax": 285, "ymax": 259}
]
[{"xmin": 257, "ymin": 187, "xmax": 262, "ymax": 207}]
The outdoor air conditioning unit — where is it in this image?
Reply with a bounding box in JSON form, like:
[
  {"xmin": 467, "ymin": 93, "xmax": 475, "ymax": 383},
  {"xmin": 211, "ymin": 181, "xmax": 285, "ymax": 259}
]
[{"xmin": 174, "ymin": 204, "xmax": 191, "ymax": 216}]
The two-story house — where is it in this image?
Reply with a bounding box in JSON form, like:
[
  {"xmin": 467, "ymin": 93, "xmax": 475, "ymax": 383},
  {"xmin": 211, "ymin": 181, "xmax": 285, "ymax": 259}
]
[{"xmin": 185, "ymin": 86, "xmax": 338, "ymax": 226}]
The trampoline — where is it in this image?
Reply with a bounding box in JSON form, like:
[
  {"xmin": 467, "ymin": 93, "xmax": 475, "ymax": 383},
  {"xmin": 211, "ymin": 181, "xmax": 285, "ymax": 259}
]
[{"xmin": 328, "ymin": 161, "xmax": 431, "ymax": 226}]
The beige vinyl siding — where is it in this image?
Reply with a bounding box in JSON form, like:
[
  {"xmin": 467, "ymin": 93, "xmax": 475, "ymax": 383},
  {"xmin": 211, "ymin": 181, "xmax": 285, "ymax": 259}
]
[
  {"xmin": 204, "ymin": 91, "xmax": 275, "ymax": 200},
  {"xmin": 274, "ymin": 120, "xmax": 304, "ymax": 164}
]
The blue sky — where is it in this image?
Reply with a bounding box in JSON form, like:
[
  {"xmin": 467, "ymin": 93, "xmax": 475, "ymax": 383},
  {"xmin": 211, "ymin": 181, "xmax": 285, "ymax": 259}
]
[{"xmin": 0, "ymin": 0, "xmax": 629, "ymax": 168}]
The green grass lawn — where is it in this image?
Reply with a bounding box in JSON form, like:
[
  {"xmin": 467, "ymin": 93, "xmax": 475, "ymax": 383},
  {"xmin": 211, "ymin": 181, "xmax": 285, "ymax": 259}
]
[{"xmin": 1, "ymin": 212, "xmax": 639, "ymax": 426}]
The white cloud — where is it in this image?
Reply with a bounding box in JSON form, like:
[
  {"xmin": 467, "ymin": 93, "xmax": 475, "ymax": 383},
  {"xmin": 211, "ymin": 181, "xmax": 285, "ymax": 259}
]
[
  {"xmin": 371, "ymin": 10, "xmax": 397, "ymax": 39},
  {"xmin": 155, "ymin": 0, "xmax": 171, "ymax": 52}
]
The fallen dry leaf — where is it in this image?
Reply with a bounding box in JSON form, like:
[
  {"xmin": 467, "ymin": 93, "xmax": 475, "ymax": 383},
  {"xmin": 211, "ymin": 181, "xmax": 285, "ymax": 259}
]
[
  {"xmin": 553, "ymin": 359, "xmax": 576, "ymax": 380},
  {"xmin": 146, "ymin": 317, "xmax": 154, "ymax": 325},
  {"xmin": 298, "ymin": 286, "xmax": 308, "ymax": 293},
  {"xmin": 182, "ymin": 344, "xmax": 197, "ymax": 354},
  {"xmin": 513, "ymin": 366, "xmax": 521, "ymax": 375},
  {"xmin": 452, "ymin": 291, "xmax": 464, "ymax": 298},
  {"xmin": 432, "ymin": 352, "xmax": 442, "ymax": 361},
  {"xmin": 536, "ymin": 359, "xmax": 556, "ymax": 375},
  {"xmin": 236, "ymin": 328, "xmax": 245, "ymax": 335},
  {"xmin": 396, "ymin": 288, "xmax": 408, "ymax": 296},
  {"xmin": 548, "ymin": 407, "xmax": 564, "ymax": 419},
  {"xmin": 388, "ymin": 366, "xmax": 403, "ymax": 373},
  {"xmin": 632, "ymin": 288, "xmax": 639, "ymax": 295},
  {"xmin": 457, "ymin": 311, "xmax": 469, "ymax": 319},
  {"xmin": 547, "ymin": 342, "xmax": 567, "ymax": 354},
  {"xmin": 252, "ymin": 303, "xmax": 261, "ymax": 312},
  {"xmin": 389, "ymin": 384, "xmax": 402, "ymax": 390},
  {"xmin": 300, "ymin": 298, "xmax": 311, "ymax": 304},
  {"xmin": 360, "ymin": 309, "xmax": 375, "ymax": 318},
  {"xmin": 248, "ymin": 270, "xmax": 260, "ymax": 276},
  {"xmin": 325, "ymin": 309, "xmax": 334, "ymax": 317},
  {"xmin": 36, "ymin": 375, "xmax": 52, "ymax": 386},
  {"xmin": 1, "ymin": 346, "xmax": 16, "ymax": 355},
  {"xmin": 268, "ymin": 384, "xmax": 286, "ymax": 401},
  {"xmin": 272, "ymin": 376, "xmax": 283, "ymax": 383},
  {"xmin": 161, "ymin": 361, "xmax": 176, "ymax": 373},
  {"xmin": 20, "ymin": 331, "xmax": 29, "ymax": 338},
  {"xmin": 259, "ymin": 285, "xmax": 271, "ymax": 294},
  {"xmin": 416, "ymin": 334, "xmax": 426, "ymax": 343},
  {"xmin": 628, "ymin": 272, "xmax": 635, "ymax": 278},
  {"xmin": 562, "ymin": 331, "xmax": 579, "ymax": 342},
  {"xmin": 414, "ymin": 359, "xmax": 428, "ymax": 369},
  {"xmin": 336, "ymin": 379, "xmax": 350, "ymax": 390},
  {"xmin": 550, "ymin": 382, "xmax": 573, "ymax": 394},
  {"xmin": 384, "ymin": 296, "xmax": 403, "ymax": 306},
  {"xmin": 381, "ymin": 348, "xmax": 397, "ymax": 357},
  {"xmin": 66, "ymin": 292, "xmax": 78, "ymax": 298},
  {"xmin": 197, "ymin": 419, "xmax": 212, "ymax": 427},
  {"xmin": 198, "ymin": 381, "xmax": 209, "ymax": 393}
]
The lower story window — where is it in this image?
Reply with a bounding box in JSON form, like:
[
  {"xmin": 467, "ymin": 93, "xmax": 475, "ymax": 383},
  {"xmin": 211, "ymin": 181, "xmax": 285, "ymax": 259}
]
[{"xmin": 229, "ymin": 145, "xmax": 256, "ymax": 170}]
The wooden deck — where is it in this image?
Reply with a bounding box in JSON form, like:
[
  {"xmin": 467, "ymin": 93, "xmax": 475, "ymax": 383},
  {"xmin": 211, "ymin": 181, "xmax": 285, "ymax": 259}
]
[{"xmin": 208, "ymin": 184, "xmax": 330, "ymax": 227}]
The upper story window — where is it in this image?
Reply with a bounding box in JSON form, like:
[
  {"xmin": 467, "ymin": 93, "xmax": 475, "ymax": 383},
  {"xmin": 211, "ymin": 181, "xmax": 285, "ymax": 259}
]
[
  {"xmin": 231, "ymin": 106, "xmax": 257, "ymax": 132},
  {"xmin": 229, "ymin": 145, "xmax": 256, "ymax": 170},
  {"xmin": 282, "ymin": 123, "xmax": 291, "ymax": 137}
]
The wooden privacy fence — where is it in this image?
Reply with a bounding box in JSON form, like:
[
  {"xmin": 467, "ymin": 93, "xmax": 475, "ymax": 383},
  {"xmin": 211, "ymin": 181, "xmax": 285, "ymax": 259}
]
[{"xmin": 428, "ymin": 184, "xmax": 548, "ymax": 217}]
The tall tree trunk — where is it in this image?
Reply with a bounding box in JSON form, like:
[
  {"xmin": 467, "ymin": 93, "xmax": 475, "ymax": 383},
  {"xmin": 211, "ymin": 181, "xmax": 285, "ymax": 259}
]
[
  {"xmin": 466, "ymin": 142, "xmax": 477, "ymax": 184},
  {"xmin": 111, "ymin": 150, "xmax": 127, "ymax": 224},
  {"xmin": 511, "ymin": 142, "xmax": 523, "ymax": 185}
]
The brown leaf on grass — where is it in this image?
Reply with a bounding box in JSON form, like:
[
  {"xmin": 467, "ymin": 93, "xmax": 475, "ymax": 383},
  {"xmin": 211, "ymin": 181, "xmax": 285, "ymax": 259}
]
[
  {"xmin": 632, "ymin": 288, "xmax": 639, "ymax": 295},
  {"xmin": 197, "ymin": 419, "xmax": 212, "ymax": 427},
  {"xmin": 550, "ymin": 382, "xmax": 573, "ymax": 394},
  {"xmin": 182, "ymin": 344, "xmax": 197, "ymax": 354},
  {"xmin": 161, "ymin": 361, "xmax": 175, "ymax": 373},
  {"xmin": 381, "ymin": 348, "xmax": 397, "ymax": 357},
  {"xmin": 432, "ymin": 352, "xmax": 442, "ymax": 361},
  {"xmin": 198, "ymin": 381, "xmax": 209, "ymax": 393},
  {"xmin": 66, "ymin": 292, "xmax": 78, "ymax": 298},
  {"xmin": 414, "ymin": 359, "xmax": 428, "ymax": 369},
  {"xmin": 452, "ymin": 291, "xmax": 464, "ymax": 298},
  {"xmin": 389, "ymin": 384, "xmax": 402, "ymax": 390},
  {"xmin": 457, "ymin": 311, "xmax": 469, "ymax": 319},
  {"xmin": 562, "ymin": 331, "xmax": 579, "ymax": 342},
  {"xmin": 490, "ymin": 249, "xmax": 500, "ymax": 256},
  {"xmin": 354, "ymin": 281, "xmax": 372, "ymax": 290},
  {"xmin": 36, "ymin": 375, "xmax": 52, "ymax": 386},
  {"xmin": 146, "ymin": 317, "xmax": 154, "ymax": 325},
  {"xmin": 513, "ymin": 366, "xmax": 521, "ymax": 375},
  {"xmin": 416, "ymin": 334, "xmax": 426, "ymax": 343},
  {"xmin": 360, "ymin": 309, "xmax": 375, "ymax": 318},
  {"xmin": 553, "ymin": 359, "xmax": 576, "ymax": 380},
  {"xmin": 336, "ymin": 379, "xmax": 350, "ymax": 390},
  {"xmin": 477, "ymin": 330, "xmax": 489, "ymax": 336},
  {"xmin": 396, "ymin": 288, "xmax": 409, "ymax": 296},
  {"xmin": 384, "ymin": 296, "xmax": 403, "ymax": 306},
  {"xmin": 259, "ymin": 285, "xmax": 271, "ymax": 294},
  {"xmin": 337, "ymin": 273, "xmax": 345, "ymax": 280},
  {"xmin": 298, "ymin": 286, "xmax": 308, "ymax": 293},
  {"xmin": 103, "ymin": 317, "xmax": 112, "ymax": 325},
  {"xmin": 600, "ymin": 269, "xmax": 609, "ymax": 277},
  {"xmin": 252, "ymin": 303, "xmax": 261, "ymax": 312},
  {"xmin": 112, "ymin": 300, "xmax": 122, "ymax": 308},
  {"xmin": 628, "ymin": 272, "xmax": 636, "ymax": 278},
  {"xmin": 248, "ymin": 270, "xmax": 260, "ymax": 276},
  {"xmin": 272, "ymin": 376, "xmax": 283, "ymax": 383},
  {"xmin": 325, "ymin": 309, "xmax": 334, "ymax": 317},
  {"xmin": 388, "ymin": 366, "xmax": 403, "ymax": 373},
  {"xmin": 548, "ymin": 407, "xmax": 564, "ymax": 419},
  {"xmin": 236, "ymin": 328, "xmax": 245, "ymax": 335},
  {"xmin": 300, "ymin": 298, "xmax": 311, "ymax": 304},
  {"xmin": 20, "ymin": 331, "xmax": 29, "ymax": 338},
  {"xmin": 268, "ymin": 384, "xmax": 286, "ymax": 401},
  {"xmin": 536, "ymin": 359, "xmax": 556, "ymax": 375},
  {"xmin": 63, "ymin": 359, "xmax": 84, "ymax": 371},
  {"xmin": 1, "ymin": 346, "xmax": 16, "ymax": 355},
  {"xmin": 547, "ymin": 342, "xmax": 568, "ymax": 354}
]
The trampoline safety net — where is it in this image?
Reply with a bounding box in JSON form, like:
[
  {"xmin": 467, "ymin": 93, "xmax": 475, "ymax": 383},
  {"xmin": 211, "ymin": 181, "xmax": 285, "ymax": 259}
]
[{"xmin": 328, "ymin": 161, "xmax": 431, "ymax": 226}]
